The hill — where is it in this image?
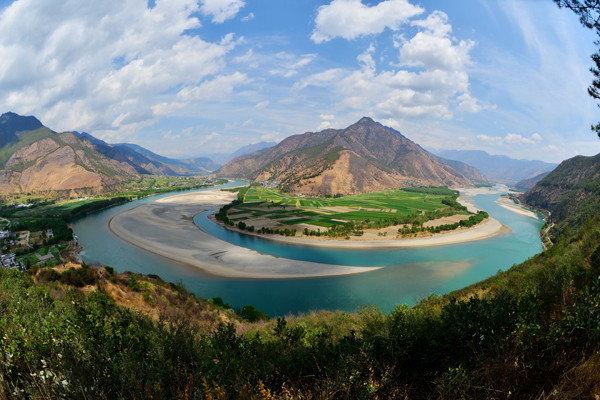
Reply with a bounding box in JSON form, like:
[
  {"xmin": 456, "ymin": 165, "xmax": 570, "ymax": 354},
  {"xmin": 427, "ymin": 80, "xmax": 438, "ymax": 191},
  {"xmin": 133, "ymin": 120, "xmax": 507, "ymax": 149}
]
[
  {"xmin": 521, "ymin": 152, "xmax": 600, "ymax": 240},
  {"xmin": 0, "ymin": 112, "xmax": 139, "ymax": 196},
  {"xmin": 217, "ymin": 117, "xmax": 475, "ymax": 195},
  {"xmin": 437, "ymin": 149, "xmax": 557, "ymax": 184}
]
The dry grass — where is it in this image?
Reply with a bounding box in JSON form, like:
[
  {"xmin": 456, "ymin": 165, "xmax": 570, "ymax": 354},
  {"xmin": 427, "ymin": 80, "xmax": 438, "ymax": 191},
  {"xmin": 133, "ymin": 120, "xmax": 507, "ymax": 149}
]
[
  {"xmin": 541, "ymin": 352, "xmax": 600, "ymax": 399},
  {"xmin": 34, "ymin": 264, "xmax": 235, "ymax": 334}
]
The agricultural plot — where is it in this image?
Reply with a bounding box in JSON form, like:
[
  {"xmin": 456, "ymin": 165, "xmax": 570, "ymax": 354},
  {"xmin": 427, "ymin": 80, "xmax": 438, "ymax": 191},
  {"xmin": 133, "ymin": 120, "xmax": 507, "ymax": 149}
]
[{"xmin": 225, "ymin": 186, "xmax": 467, "ymax": 232}]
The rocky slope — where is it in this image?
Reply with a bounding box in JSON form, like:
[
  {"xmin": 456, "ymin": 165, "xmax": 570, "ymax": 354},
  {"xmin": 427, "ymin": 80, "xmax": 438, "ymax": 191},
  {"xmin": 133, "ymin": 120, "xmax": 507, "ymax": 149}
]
[{"xmin": 217, "ymin": 117, "xmax": 475, "ymax": 195}]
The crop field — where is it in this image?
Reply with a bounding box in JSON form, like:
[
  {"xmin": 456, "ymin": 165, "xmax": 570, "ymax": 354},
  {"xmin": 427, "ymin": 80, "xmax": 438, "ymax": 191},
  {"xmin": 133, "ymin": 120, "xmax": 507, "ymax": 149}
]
[{"xmin": 228, "ymin": 186, "xmax": 464, "ymax": 230}]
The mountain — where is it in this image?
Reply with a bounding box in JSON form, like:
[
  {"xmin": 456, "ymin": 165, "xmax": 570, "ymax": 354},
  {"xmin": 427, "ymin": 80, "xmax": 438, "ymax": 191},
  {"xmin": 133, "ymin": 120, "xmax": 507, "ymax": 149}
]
[
  {"xmin": 0, "ymin": 112, "xmax": 43, "ymax": 148},
  {"xmin": 521, "ymin": 152, "xmax": 600, "ymax": 239},
  {"xmin": 229, "ymin": 141, "xmax": 276, "ymax": 161},
  {"xmin": 515, "ymin": 171, "xmax": 551, "ymax": 191},
  {"xmin": 217, "ymin": 117, "xmax": 474, "ymax": 195},
  {"xmin": 205, "ymin": 141, "xmax": 277, "ymax": 165},
  {"xmin": 0, "ymin": 112, "xmax": 138, "ymax": 195},
  {"xmin": 437, "ymin": 149, "xmax": 557, "ymax": 184},
  {"xmin": 434, "ymin": 156, "xmax": 489, "ymax": 184}
]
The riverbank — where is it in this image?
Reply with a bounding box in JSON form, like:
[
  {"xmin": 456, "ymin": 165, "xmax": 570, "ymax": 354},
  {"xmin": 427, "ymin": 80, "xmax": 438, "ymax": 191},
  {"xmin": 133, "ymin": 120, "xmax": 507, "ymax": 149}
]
[
  {"xmin": 107, "ymin": 190, "xmax": 380, "ymax": 279},
  {"xmin": 495, "ymin": 196, "xmax": 539, "ymax": 219}
]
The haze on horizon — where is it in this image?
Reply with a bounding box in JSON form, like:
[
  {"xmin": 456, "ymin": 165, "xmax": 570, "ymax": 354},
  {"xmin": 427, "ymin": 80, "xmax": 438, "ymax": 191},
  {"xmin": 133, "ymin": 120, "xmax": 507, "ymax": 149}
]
[{"xmin": 0, "ymin": 0, "xmax": 598, "ymax": 163}]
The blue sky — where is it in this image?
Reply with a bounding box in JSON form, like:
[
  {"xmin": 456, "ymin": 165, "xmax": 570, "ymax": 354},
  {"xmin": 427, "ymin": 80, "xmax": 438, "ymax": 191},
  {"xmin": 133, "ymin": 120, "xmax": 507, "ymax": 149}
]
[{"xmin": 0, "ymin": 0, "xmax": 598, "ymax": 162}]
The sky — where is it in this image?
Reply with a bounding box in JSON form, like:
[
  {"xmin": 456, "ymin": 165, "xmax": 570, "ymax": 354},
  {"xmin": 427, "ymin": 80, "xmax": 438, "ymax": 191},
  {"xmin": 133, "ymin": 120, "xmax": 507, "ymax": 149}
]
[{"xmin": 0, "ymin": 0, "xmax": 599, "ymax": 163}]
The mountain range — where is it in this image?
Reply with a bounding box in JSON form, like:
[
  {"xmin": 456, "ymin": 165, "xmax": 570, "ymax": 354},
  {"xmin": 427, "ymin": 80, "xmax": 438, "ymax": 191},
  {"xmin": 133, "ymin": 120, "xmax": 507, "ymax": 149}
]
[
  {"xmin": 217, "ymin": 117, "xmax": 483, "ymax": 195},
  {"xmin": 437, "ymin": 149, "xmax": 557, "ymax": 184},
  {"xmin": 0, "ymin": 112, "xmax": 224, "ymax": 196}
]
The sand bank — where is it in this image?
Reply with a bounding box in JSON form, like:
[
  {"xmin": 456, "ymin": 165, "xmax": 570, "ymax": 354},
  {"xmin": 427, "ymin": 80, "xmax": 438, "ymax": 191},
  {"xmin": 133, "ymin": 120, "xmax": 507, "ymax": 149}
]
[
  {"xmin": 108, "ymin": 190, "xmax": 379, "ymax": 279},
  {"xmin": 495, "ymin": 196, "xmax": 539, "ymax": 219}
]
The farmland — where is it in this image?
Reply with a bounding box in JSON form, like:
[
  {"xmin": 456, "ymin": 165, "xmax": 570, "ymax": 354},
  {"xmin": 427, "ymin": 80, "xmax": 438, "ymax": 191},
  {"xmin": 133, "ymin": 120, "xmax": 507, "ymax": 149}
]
[{"xmin": 217, "ymin": 185, "xmax": 479, "ymax": 238}]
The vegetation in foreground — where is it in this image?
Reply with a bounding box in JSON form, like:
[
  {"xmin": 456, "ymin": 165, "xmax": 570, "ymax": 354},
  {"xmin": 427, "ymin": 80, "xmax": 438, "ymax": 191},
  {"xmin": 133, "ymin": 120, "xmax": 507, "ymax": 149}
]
[{"xmin": 0, "ymin": 207, "xmax": 599, "ymax": 398}]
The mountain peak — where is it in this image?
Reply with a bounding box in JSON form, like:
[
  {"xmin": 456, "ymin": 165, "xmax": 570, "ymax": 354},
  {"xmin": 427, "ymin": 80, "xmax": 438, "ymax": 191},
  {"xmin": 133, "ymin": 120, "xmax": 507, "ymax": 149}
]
[
  {"xmin": 0, "ymin": 111, "xmax": 45, "ymax": 147},
  {"xmin": 218, "ymin": 116, "xmax": 474, "ymax": 195},
  {"xmin": 356, "ymin": 116, "xmax": 376, "ymax": 125}
]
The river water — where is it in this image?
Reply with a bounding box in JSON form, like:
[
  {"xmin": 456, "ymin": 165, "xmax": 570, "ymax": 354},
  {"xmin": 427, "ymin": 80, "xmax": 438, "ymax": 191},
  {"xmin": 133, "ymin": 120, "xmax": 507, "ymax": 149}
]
[{"xmin": 72, "ymin": 182, "xmax": 544, "ymax": 316}]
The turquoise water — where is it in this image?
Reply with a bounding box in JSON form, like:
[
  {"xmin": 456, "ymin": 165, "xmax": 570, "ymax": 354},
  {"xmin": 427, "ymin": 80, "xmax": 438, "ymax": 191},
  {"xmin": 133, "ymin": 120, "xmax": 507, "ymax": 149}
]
[{"xmin": 72, "ymin": 183, "xmax": 544, "ymax": 316}]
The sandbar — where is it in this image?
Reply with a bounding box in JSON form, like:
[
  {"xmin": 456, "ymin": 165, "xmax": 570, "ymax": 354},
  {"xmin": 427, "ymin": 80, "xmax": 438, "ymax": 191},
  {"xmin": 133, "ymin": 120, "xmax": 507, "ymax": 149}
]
[
  {"xmin": 495, "ymin": 196, "xmax": 539, "ymax": 219},
  {"xmin": 108, "ymin": 190, "xmax": 380, "ymax": 279}
]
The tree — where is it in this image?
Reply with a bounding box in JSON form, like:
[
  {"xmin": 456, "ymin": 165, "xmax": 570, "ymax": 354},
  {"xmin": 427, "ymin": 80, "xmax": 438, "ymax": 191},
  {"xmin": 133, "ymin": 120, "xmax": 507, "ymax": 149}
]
[{"xmin": 555, "ymin": 0, "xmax": 600, "ymax": 137}]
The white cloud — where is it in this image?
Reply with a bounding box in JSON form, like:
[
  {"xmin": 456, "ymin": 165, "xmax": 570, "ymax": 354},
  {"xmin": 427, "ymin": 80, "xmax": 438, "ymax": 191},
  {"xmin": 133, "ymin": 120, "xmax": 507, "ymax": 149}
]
[
  {"xmin": 0, "ymin": 0, "xmax": 242, "ymax": 136},
  {"xmin": 477, "ymin": 132, "xmax": 543, "ymax": 145},
  {"xmin": 200, "ymin": 0, "xmax": 245, "ymax": 23},
  {"xmin": 320, "ymin": 114, "xmax": 335, "ymax": 121},
  {"xmin": 255, "ymin": 100, "xmax": 270, "ymax": 110},
  {"xmin": 269, "ymin": 52, "xmax": 316, "ymax": 78},
  {"xmin": 300, "ymin": 9, "xmax": 485, "ymax": 122},
  {"xmin": 241, "ymin": 12, "xmax": 254, "ymax": 22},
  {"xmin": 177, "ymin": 72, "xmax": 249, "ymax": 102},
  {"xmin": 399, "ymin": 11, "xmax": 474, "ymax": 71},
  {"xmin": 311, "ymin": 0, "xmax": 424, "ymax": 43}
]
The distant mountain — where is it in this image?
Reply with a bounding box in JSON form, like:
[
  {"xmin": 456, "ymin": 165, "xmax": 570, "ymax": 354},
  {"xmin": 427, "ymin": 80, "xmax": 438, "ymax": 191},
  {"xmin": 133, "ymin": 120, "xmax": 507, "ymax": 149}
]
[
  {"xmin": 434, "ymin": 156, "xmax": 489, "ymax": 184},
  {"xmin": 229, "ymin": 141, "xmax": 276, "ymax": 161},
  {"xmin": 521, "ymin": 153, "xmax": 600, "ymax": 239},
  {"xmin": 206, "ymin": 141, "xmax": 277, "ymax": 165},
  {"xmin": 437, "ymin": 149, "xmax": 557, "ymax": 184},
  {"xmin": 515, "ymin": 171, "xmax": 551, "ymax": 191},
  {"xmin": 217, "ymin": 117, "xmax": 474, "ymax": 195},
  {"xmin": 0, "ymin": 112, "xmax": 138, "ymax": 195},
  {"xmin": 116, "ymin": 143, "xmax": 219, "ymax": 174}
]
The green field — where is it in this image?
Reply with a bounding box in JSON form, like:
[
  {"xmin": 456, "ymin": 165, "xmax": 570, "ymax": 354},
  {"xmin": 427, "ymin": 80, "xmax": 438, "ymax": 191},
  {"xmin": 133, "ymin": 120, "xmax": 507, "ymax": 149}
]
[{"xmin": 227, "ymin": 186, "xmax": 468, "ymax": 232}]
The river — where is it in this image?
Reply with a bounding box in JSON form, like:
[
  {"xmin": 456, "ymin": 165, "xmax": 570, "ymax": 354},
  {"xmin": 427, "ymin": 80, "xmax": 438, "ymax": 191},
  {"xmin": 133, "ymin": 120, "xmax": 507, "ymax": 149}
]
[{"xmin": 72, "ymin": 181, "xmax": 544, "ymax": 316}]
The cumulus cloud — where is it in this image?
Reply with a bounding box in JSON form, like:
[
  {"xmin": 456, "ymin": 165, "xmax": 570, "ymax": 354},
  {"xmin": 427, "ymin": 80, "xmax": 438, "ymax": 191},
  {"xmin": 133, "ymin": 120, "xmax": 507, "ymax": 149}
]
[
  {"xmin": 0, "ymin": 0, "xmax": 244, "ymax": 140},
  {"xmin": 295, "ymin": 6, "xmax": 488, "ymax": 119},
  {"xmin": 398, "ymin": 11, "xmax": 474, "ymax": 71},
  {"xmin": 311, "ymin": 0, "xmax": 424, "ymax": 43},
  {"xmin": 200, "ymin": 0, "xmax": 245, "ymax": 23}
]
